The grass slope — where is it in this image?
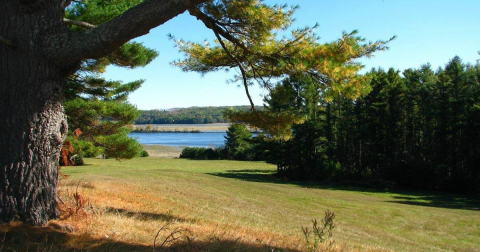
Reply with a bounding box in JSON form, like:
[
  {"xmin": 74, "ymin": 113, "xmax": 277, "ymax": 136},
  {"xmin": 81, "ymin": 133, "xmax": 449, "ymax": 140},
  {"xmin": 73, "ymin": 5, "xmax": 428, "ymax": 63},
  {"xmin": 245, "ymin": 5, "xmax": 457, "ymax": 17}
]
[{"xmin": 1, "ymin": 158, "xmax": 479, "ymax": 251}]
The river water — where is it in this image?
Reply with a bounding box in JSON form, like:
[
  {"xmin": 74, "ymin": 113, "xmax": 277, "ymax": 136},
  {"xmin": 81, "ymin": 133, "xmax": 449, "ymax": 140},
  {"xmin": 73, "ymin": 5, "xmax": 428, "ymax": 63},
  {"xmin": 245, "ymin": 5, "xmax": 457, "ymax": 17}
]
[{"xmin": 129, "ymin": 132, "xmax": 226, "ymax": 148}]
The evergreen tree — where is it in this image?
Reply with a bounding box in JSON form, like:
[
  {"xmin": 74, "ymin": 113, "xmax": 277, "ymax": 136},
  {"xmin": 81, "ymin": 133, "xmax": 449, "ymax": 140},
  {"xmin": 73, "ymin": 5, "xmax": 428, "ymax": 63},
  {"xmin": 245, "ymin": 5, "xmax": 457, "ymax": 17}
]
[
  {"xmin": 227, "ymin": 56, "xmax": 480, "ymax": 193},
  {"xmin": 2, "ymin": 0, "xmax": 395, "ymax": 224},
  {"xmin": 174, "ymin": 1, "xmax": 393, "ymax": 139},
  {"xmin": 1, "ymin": 0, "xmax": 206, "ymax": 225},
  {"xmin": 64, "ymin": 98, "xmax": 142, "ymax": 159},
  {"xmin": 224, "ymin": 123, "xmax": 253, "ymax": 160},
  {"xmin": 61, "ymin": 1, "xmax": 160, "ymax": 161}
]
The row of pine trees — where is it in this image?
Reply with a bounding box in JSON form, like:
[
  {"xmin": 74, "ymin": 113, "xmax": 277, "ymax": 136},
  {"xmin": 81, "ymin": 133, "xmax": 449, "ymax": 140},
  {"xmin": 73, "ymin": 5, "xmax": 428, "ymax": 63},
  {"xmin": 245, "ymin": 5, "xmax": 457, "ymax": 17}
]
[{"xmin": 271, "ymin": 57, "xmax": 480, "ymax": 193}]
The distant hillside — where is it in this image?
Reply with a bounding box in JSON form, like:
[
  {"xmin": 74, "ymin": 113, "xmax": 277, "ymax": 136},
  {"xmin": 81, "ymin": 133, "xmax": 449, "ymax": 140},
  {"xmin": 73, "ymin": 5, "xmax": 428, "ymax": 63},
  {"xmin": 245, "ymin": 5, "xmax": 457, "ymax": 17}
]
[{"xmin": 135, "ymin": 106, "xmax": 261, "ymax": 124}]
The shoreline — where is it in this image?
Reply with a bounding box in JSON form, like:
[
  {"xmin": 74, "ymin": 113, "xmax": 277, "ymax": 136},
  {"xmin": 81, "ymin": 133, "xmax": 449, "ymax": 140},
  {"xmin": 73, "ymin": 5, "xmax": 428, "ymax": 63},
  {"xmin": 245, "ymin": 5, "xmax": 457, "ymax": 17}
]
[
  {"xmin": 131, "ymin": 123, "xmax": 259, "ymax": 133},
  {"xmin": 131, "ymin": 123, "xmax": 230, "ymax": 133},
  {"xmin": 141, "ymin": 144, "xmax": 183, "ymax": 158}
]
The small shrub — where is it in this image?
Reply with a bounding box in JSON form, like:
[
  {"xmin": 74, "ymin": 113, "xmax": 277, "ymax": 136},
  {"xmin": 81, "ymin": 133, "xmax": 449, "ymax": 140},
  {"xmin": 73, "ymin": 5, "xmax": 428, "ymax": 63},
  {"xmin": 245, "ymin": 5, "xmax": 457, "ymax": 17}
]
[
  {"xmin": 153, "ymin": 222, "xmax": 190, "ymax": 251},
  {"xmin": 95, "ymin": 127, "xmax": 143, "ymax": 159},
  {"xmin": 72, "ymin": 154, "xmax": 84, "ymax": 166},
  {"xmin": 302, "ymin": 210, "xmax": 336, "ymax": 252},
  {"xmin": 72, "ymin": 139, "xmax": 101, "ymax": 158},
  {"xmin": 179, "ymin": 147, "xmax": 222, "ymax": 160},
  {"xmin": 58, "ymin": 182, "xmax": 91, "ymax": 220},
  {"xmin": 140, "ymin": 150, "xmax": 150, "ymax": 157}
]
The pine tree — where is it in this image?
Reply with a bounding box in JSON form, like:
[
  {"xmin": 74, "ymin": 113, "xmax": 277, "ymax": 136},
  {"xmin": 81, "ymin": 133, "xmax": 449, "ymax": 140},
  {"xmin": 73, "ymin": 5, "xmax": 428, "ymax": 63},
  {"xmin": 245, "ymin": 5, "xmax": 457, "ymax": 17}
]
[
  {"xmin": 2, "ymin": 0, "xmax": 206, "ymax": 225},
  {"xmin": 62, "ymin": 1, "xmax": 160, "ymax": 161},
  {"xmin": 173, "ymin": 0, "xmax": 393, "ymax": 136},
  {"xmin": 224, "ymin": 123, "xmax": 253, "ymax": 160},
  {"xmin": 1, "ymin": 0, "xmax": 392, "ymax": 225}
]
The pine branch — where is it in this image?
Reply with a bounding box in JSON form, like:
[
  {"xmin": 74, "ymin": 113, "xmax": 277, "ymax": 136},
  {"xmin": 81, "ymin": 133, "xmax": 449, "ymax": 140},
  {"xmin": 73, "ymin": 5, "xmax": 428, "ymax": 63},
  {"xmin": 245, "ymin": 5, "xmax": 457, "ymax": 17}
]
[
  {"xmin": 188, "ymin": 8, "xmax": 250, "ymax": 54},
  {"xmin": 188, "ymin": 7, "xmax": 278, "ymax": 65}
]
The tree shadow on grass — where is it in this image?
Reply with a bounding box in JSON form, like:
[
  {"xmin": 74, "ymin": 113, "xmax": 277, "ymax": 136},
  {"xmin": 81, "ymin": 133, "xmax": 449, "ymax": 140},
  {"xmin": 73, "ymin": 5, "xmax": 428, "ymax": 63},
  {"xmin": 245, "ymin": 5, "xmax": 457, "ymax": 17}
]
[
  {"xmin": 208, "ymin": 169, "xmax": 480, "ymax": 211},
  {"xmin": 208, "ymin": 169, "xmax": 286, "ymax": 184},
  {"xmin": 166, "ymin": 239, "xmax": 302, "ymax": 252},
  {"xmin": 386, "ymin": 194, "xmax": 480, "ymax": 211},
  {"xmin": 105, "ymin": 207, "xmax": 186, "ymax": 222},
  {"xmin": 208, "ymin": 169, "xmax": 378, "ymax": 190},
  {"xmin": 0, "ymin": 223, "xmax": 301, "ymax": 252},
  {"xmin": 0, "ymin": 223, "xmax": 152, "ymax": 252}
]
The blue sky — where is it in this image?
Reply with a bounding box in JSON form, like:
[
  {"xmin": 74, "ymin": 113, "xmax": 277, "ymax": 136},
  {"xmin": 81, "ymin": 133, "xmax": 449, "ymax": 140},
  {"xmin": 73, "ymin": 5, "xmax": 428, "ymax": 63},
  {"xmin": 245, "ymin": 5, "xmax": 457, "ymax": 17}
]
[{"xmin": 102, "ymin": 0, "xmax": 480, "ymax": 110}]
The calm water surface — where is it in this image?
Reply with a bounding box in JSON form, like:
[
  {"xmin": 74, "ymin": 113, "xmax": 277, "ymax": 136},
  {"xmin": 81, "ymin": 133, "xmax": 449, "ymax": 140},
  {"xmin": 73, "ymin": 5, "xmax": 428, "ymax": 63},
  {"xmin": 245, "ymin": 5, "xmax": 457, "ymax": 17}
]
[{"xmin": 129, "ymin": 132, "xmax": 226, "ymax": 148}]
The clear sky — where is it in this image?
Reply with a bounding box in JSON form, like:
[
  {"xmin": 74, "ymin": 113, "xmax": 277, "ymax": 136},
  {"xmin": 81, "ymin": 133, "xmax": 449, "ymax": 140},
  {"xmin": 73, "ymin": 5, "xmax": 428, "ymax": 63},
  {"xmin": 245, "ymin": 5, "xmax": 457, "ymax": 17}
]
[{"xmin": 102, "ymin": 0, "xmax": 480, "ymax": 110}]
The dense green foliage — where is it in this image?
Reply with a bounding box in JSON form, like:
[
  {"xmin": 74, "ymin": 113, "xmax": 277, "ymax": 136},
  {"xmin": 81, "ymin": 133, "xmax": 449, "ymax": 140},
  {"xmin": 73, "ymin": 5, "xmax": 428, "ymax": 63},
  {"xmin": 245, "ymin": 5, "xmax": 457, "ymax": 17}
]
[
  {"xmin": 173, "ymin": 0, "xmax": 393, "ymax": 111},
  {"xmin": 173, "ymin": 0, "xmax": 395, "ymax": 174},
  {"xmin": 95, "ymin": 128, "xmax": 143, "ymax": 159},
  {"xmin": 65, "ymin": 99, "xmax": 140, "ymax": 139},
  {"xmin": 180, "ymin": 123, "xmax": 266, "ymax": 161},
  {"xmin": 224, "ymin": 123, "xmax": 253, "ymax": 160},
  {"xmin": 62, "ymin": 0, "xmax": 159, "ymax": 161},
  {"xmin": 179, "ymin": 147, "xmax": 223, "ymax": 160},
  {"xmin": 253, "ymin": 57, "xmax": 480, "ymax": 193},
  {"xmin": 178, "ymin": 137, "xmax": 271, "ymax": 161},
  {"xmin": 135, "ymin": 106, "xmax": 259, "ymax": 124}
]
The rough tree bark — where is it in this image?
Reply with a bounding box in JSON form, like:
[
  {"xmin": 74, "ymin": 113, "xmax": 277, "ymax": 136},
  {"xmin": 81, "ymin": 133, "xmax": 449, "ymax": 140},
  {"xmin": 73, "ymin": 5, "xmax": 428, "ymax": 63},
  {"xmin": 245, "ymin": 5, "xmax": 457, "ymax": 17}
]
[{"xmin": 0, "ymin": 0, "xmax": 207, "ymax": 225}]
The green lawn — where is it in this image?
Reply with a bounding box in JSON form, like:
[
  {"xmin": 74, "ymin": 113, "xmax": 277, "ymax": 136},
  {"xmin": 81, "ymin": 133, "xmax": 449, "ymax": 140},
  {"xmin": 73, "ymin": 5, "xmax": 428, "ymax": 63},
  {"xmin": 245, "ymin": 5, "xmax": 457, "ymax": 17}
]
[
  {"xmin": 54, "ymin": 157, "xmax": 480, "ymax": 251},
  {"xmin": 2, "ymin": 158, "xmax": 477, "ymax": 251}
]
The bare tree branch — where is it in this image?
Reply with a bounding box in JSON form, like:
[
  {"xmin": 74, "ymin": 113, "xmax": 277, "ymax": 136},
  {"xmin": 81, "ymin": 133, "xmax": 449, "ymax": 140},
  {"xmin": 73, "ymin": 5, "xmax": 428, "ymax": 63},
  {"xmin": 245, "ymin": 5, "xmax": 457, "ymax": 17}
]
[
  {"xmin": 214, "ymin": 31, "xmax": 256, "ymax": 111},
  {"xmin": 213, "ymin": 31, "xmax": 266, "ymax": 123},
  {"xmin": 63, "ymin": 18, "xmax": 97, "ymax": 29}
]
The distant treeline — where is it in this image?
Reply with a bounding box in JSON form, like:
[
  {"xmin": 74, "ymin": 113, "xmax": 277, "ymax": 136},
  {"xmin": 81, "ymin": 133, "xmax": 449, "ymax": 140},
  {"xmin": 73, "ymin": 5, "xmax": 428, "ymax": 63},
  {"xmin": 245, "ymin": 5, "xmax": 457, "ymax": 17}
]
[{"xmin": 135, "ymin": 106, "xmax": 261, "ymax": 124}]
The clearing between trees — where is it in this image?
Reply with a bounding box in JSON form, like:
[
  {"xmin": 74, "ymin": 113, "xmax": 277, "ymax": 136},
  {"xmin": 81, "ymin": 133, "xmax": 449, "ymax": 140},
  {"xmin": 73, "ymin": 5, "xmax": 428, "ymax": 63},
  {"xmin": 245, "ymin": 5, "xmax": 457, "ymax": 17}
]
[{"xmin": 1, "ymin": 158, "xmax": 479, "ymax": 251}]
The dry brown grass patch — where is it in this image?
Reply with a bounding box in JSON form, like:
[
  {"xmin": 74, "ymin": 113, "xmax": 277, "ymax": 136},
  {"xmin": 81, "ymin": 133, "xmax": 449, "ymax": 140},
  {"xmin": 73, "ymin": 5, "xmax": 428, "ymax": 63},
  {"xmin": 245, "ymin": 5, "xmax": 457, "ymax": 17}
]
[{"xmin": 2, "ymin": 176, "xmax": 349, "ymax": 252}]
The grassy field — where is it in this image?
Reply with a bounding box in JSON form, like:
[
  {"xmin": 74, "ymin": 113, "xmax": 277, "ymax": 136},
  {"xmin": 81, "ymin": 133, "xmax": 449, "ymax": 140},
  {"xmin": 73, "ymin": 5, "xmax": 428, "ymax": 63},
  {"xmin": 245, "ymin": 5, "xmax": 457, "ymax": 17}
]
[{"xmin": 1, "ymin": 158, "xmax": 479, "ymax": 252}]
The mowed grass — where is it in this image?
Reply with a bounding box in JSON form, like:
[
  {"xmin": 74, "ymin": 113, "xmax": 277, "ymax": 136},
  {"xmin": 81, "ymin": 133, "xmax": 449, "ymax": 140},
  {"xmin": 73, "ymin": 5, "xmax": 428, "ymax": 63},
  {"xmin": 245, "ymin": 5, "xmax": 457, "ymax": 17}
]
[{"xmin": 1, "ymin": 158, "xmax": 479, "ymax": 252}]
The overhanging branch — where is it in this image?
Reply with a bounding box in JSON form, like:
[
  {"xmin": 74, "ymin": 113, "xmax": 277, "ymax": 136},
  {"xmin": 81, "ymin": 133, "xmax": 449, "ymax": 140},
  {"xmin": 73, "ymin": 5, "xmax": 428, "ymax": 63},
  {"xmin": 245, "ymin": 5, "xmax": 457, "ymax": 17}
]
[
  {"xmin": 188, "ymin": 7, "xmax": 279, "ymax": 65},
  {"xmin": 188, "ymin": 8, "xmax": 250, "ymax": 54},
  {"xmin": 50, "ymin": 0, "xmax": 208, "ymax": 65}
]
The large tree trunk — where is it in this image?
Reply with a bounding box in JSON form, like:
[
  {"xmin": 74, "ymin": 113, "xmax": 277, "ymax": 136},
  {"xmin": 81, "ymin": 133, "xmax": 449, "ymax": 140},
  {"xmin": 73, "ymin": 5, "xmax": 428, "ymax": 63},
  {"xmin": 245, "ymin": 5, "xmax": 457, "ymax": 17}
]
[
  {"xmin": 0, "ymin": 0, "xmax": 207, "ymax": 225},
  {"xmin": 0, "ymin": 1, "xmax": 69, "ymax": 225}
]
